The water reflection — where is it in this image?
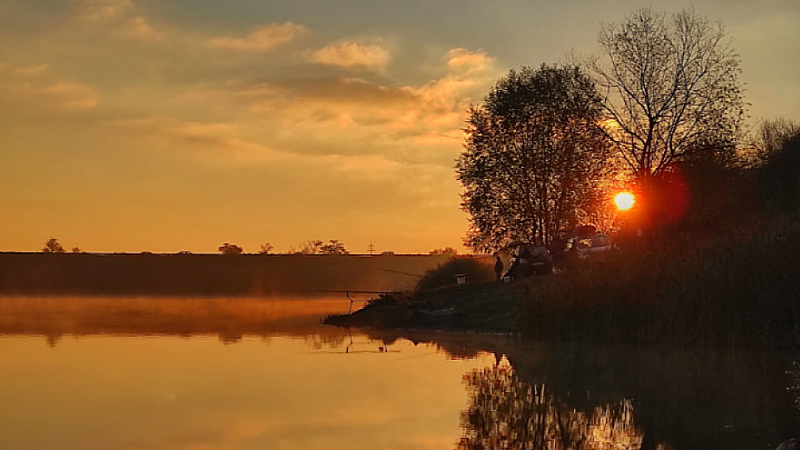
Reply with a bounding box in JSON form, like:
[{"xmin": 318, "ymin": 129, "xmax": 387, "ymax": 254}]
[
  {"xmin": 1, "ymin": 296, "xmax": 799, "ymax": 450},
  {"xmin": 458, "ymin": 362, "xmax": 642, "ymax": 450}
]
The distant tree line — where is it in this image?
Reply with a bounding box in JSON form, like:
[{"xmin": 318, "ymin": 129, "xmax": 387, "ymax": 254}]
[{"xmin": 36, "ymin": 237, "xmax": 463, "ymax": 256}]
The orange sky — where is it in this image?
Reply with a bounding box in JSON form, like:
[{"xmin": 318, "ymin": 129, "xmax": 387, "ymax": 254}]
[{"xmin": 1, "ymin": 0, "xmax": 798, "ymax": 253}]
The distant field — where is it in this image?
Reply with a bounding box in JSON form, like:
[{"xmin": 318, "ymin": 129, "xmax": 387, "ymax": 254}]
[{"xmin": 0, "ymin": 253, "xmax": 451, "ymax": 296}]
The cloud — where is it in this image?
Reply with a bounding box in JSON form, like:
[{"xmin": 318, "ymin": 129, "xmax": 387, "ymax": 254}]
[
  {"xmin": 0, "ymin": 63, "xmax": 100, "ymax": 111},
  {"xmin": 73, "ymin": 0, "xmax": 133, "ymax": 22},
  {"xmin": 72, "ymin": 0, "xmax": 165, "ymax": 41},
  {"xmin": 207, "ymin": 23, "xmax": 308, "ymax": 51},
  {"xmin": 184, "ymin": 47, "xmax": 498, "ymax": 168},
  {"xmin": 311, "ymin": 41, "xmax": 391, "ymax": 71},
  {"xmin": 446, "ymin": 48, "xmax": 494, "ymax": 74}
]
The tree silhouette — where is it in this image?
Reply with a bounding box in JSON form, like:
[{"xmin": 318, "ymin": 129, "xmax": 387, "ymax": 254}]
[
  {"xmin": 751, "ymin": 118, "xmax": 800, "ymax": 168},
  {"xmin": 218, "ymin": 243, "xmax": 243, "ymax": 255},
  {"xmin": 42, "ymin": 237, "xmax": 65, "ymax": 253},
  {"xmin": 429, "ymin": 247, "xmax": 458, "ymax": 256},
  {"xmin": 457, "ymin": 64, "xmax": 613, "ymax": 252},
  {"xmin": 297, "ymin": 239, "xmax": 349, "ymax": 255},
  {"xmin": 258, "ymin": 243, "xmax": 274, "ymax": 255},
  {"xmin": 298, "ymin": 240, "xmax": 324, "ymax": 255},
  {"xmin": 588, "ymin": 7, "xmax": 745, "ymax": 178},
  {"xmin": 458, "ymin": 364, "xmax": 642, "ymax": 450},
  {"xmin": 320, "ymin": 240, "xmax": 349, "ymax": 255}
]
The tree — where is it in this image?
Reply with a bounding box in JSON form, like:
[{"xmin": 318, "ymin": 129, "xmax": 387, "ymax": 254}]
[
  {"xmin": 218, "ymin": 242, "xmax": 243, "ymax": 255},
  {"xmin": 751, "ymin": 118, "xmax": 800, "ymax": 168},
  {"xmin": 456, "ymin": 64, "xmax": 613, "ymax": 253},
  {"xmin": 71, "ymin": 247, "xmax": 82, "ymax": 253},
  {"xmin": 298, "ymin": 240, "xmax": 324, "ymax": 255},
  {"xmin": 258, "ymin": 243, "xmax": 274, "ymax": 255},
  {"xmin": 320, "ymin": 240, "xmax": 349, "ymax": 255},
  {"xmin": 429, "ymin": 247, "xmax": 458, "ymax": 257},
  {"xmin": 42, "ymin": 237, "xmax": 65, "ymax": 253},
  {"xmin": 588, "ymin": 7, "xmax": 745, "ymax": 178}
]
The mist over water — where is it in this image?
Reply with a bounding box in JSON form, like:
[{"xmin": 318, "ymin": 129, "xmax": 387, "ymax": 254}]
[{"xmin": 1, "ymin": 296, "xmax": 798, "ymax": 449}]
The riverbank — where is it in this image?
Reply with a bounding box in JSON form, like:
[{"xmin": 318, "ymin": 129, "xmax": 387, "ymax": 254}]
[
  {"xmin": 326, "ymin": 211, "xmax": 800, "ymax": 347},
  {"xmin": 324, "ymin": 281, "xmax": 522, "ymax": 333}
]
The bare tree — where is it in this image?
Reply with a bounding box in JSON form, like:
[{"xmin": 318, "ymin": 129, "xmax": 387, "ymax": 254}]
[
  {"xmin": 588, "ymin": 7, "xmax": 745, "ymax": 178},
  {"xmin": 42, "ymin": 237, "xmax": 65, "ymax": 253},
  {"xmin": 429, "ymin": 247, "xmax": 458, "ymax": 257},
  {"xmin": 296, "ymin": 239, "xmax": 348, "ymax": 255},
  {"xmin": 258, "ymin": 243, "xmax": 274, "ymax": 255},
  {"xmin": 750, "ymin": 118, "xmax": 800, "ymax": 167},
  {"xmin": 298, "ymin": 240, "xmax": 324, "ymax": 255}
]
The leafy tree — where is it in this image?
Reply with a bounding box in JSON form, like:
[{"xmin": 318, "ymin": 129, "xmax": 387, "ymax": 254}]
[
  {"xmin": 429, "ymin": 247, "xmax": 458, "ymax": 257},
  {"xmin": 42, "ymin": 237, "xmax": 65, "ymax": 253},
  {"xmin": 258, "ymin": 243, "xmax": 274, "ymax": 255},
  {"xmin": 218, "ymin": 242, "xmax": 243, "ymax": 255},
  {"xmin": 456, "ymin": 64, "xmax": 613, "ymax": 253},
  {"xmin": 320, "ymin": 239, "xmax": 349, "ymax": 255},
  {"xmin": 588, "ymin": 7, "xmax": 745, "ymax": 178}
]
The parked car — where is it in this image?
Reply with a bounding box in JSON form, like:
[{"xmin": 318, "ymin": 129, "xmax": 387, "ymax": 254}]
[
  {"xmin": 566, "ymin": 232, "xmax": 613, "ymax": 262},
  {"xmin": 501, "ymin": 243, "xmax": 553, "ymax": 280}
]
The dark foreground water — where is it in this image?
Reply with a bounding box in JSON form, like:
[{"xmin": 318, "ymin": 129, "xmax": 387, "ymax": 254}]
[{"xmin": 0, "ymin": 296, "xmax": 798, "ymax": 449}]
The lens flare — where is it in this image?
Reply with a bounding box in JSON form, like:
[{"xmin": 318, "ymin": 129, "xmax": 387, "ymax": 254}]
[{"xmin": 614, "ymin": 192, "xmax": 635, "ymax": 211}]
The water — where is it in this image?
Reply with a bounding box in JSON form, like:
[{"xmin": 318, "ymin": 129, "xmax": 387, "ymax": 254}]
[{"xmin": 1, "ymin": 296, "xmax": 798, "ymax": 449}]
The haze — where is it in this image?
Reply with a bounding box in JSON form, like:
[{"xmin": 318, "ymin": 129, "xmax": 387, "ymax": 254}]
[{"xmin": 1, "ymin": 0, "xmax": 798, "ymax": 253}]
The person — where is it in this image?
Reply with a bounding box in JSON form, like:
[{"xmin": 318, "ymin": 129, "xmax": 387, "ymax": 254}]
[{"xmin": 494, "ymin": 255, "xmax": 503, "ymax": 281}]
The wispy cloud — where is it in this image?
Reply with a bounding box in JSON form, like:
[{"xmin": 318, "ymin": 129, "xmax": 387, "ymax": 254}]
[
  {"xmin": 311, "ymin": 41, "xmax": 391, "ymax": 71},
  {"xmin": 207, "ymin": 23, "xmax": 308, "ymax": 51},
  {"xmin": 73, "ymin": 0, "xmax": 165, "ymax": 41},
  {"xmin": 446, "ymin": 48, "xmax": 494, "ymax": 74},
  {"xmin": 0, "ymin": 63, "xmax": 100, "ymax": 111},
  {"xmin": 73, "ymin": 0, "xmax": 133, "ymax": 22}
]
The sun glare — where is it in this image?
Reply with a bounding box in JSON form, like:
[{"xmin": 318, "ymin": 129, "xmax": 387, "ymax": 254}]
[{"xmin": 614, "ymin": 192, "xmax": 635, "ymax": 211}]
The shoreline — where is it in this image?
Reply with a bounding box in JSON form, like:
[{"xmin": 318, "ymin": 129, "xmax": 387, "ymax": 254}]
[{"xmin": 323, "ymin": 281, "xmax": 523, "ymax": 333}]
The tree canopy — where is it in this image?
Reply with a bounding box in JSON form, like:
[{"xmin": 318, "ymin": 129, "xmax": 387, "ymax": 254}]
[
  {"xmin": 42, "ymin": 237, "xmax": 65, "ymax": 253},
  {"xmin": 218, "ymin": 243, "xmax": 243, "ymax": 255},
  {"xmin": 456, "ymin": 64, "xmax": 613, "ymax": 253}
]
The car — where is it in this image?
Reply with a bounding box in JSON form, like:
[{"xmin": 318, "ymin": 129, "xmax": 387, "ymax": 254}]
[
  {"xmin": 501, "ymin": 243, "xmax": 553, "ymax": 280},
  {"xmin": 566, "ymin": 232, "xmax": 613, "ymax": 262}
]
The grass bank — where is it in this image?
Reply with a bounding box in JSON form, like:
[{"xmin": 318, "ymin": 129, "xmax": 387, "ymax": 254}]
[{"xmin": 518, "ymin": 212, "xmax": 800, "ymax": 347}]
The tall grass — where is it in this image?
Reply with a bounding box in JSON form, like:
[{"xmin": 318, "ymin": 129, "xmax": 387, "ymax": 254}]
[{"xmin": 518, "ymin": 213, "xmax": 800, "ymax": 346}]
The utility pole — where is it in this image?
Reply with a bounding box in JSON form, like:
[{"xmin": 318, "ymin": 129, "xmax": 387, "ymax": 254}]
[{"xmin": 367, "ymin": 242, "xmax": 375, "ymax": 256}]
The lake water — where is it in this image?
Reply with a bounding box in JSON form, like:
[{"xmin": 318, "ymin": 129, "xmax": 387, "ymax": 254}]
[{"xmin": 1, "ymin": 296, "xmax": 798, "ymax": 449}]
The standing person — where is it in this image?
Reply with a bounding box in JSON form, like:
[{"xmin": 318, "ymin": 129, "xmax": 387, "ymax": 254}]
[{"xmin": 494, "ymin": 255, "xmax": 504, "ymax": 281}]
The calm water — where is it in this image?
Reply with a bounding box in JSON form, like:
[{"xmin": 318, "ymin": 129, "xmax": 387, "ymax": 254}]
[{"xmin": 1, "ymin": 296, "xmax": 798, "ymax": 449}]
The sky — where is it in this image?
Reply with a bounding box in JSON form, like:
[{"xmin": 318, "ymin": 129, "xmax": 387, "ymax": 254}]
[{"xmin": 1, "ymin": 0, "xmax": 799, "ymax": 254}]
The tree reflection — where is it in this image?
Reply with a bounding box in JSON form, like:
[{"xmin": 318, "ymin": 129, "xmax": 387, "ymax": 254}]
[{"xmin": 458, "ymin": 362, "xmax": 642, "ymax": 450}]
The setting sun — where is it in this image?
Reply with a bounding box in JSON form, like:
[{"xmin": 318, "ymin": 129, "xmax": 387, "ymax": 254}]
[{"xmin": 614, "ymin": 192, "xmax": 635, "ymax": 211}]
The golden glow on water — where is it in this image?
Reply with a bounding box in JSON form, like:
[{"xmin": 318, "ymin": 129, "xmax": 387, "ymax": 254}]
[{"xmin": 0, "ymin": 297, "xmax": 495, "ymax": 450}]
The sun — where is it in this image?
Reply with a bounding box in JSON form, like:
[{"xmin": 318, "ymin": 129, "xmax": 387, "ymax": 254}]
[{"xmin": 614, "ymin": 192, "xmax": 635, "ymax": 211}]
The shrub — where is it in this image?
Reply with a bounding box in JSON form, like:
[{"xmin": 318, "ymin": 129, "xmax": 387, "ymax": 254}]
[{"xmin": 415, "ymin": 256, "xmax": 494, "ymax": 292}]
